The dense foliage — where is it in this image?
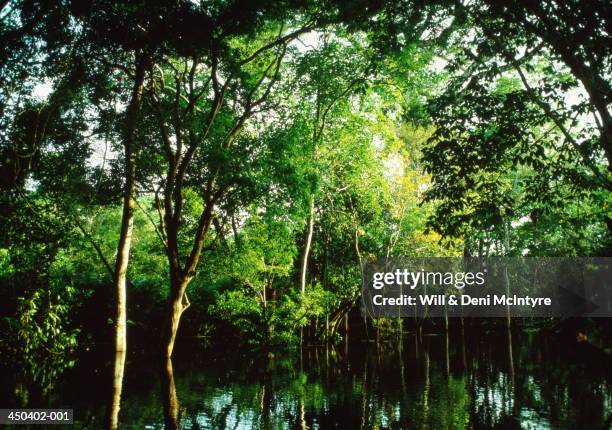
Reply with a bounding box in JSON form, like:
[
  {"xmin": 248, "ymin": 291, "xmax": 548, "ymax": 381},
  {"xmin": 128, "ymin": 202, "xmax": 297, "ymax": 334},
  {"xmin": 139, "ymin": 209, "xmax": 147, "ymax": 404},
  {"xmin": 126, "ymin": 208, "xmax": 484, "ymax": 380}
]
[{"xmin": 1, "ymin": 0, "xmax": 610, "ymax": 393}]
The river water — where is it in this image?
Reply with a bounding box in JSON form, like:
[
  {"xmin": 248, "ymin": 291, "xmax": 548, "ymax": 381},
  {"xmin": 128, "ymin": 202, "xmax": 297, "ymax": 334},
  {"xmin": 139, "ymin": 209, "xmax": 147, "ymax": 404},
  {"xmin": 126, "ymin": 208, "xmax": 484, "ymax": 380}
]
[{"xmin": 2, "ymin": 328, "xmax": 611, "ymax": 429}]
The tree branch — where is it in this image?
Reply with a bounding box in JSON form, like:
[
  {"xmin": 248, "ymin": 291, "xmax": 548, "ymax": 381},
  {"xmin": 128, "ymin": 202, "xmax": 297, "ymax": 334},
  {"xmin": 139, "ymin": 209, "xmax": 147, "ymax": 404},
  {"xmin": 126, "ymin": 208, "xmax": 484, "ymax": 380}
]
[
  {"xmin": 135, "ymin": 198, "xmax": 168, "ymax": 250},
  {"xmin": 74, "ymin": 215, "xmax": 114, "ymax": 279}
]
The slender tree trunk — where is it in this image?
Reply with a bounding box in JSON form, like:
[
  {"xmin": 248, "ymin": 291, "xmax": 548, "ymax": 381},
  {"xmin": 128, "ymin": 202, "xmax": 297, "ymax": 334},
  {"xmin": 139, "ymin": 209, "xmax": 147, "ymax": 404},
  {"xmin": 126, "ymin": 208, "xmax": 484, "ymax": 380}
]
[
  {"xmin": 503, "ymin": 221, "xmax": 511, "ymax": 330},
  {"xmin": 344, "ymin": 313, "xmax": 349, "ymax": 356},
  {"xmin": 162, "ymin": 277, "xmax": 190, "ymax": 359},
  {"xmin": 300, "ymin": 196, "xmax": 315, "ymax": 295},
  {"xmin": 444, "ymin": 301, "xmax": 448, "ymax": 332},
  {"xmin": 461, "ymin": 317, "xmax": 467, "ymax": 371},
  {"xmin": 507, "ymin": 321, "xmax": 515, "ymax": 382},
  {"xmin": 445, "ymin": 329, "xmax": 450, "ymax": 376},
  {"xmin": 105, "ymin": 54, "xmax": 146, "ymax": 430}
]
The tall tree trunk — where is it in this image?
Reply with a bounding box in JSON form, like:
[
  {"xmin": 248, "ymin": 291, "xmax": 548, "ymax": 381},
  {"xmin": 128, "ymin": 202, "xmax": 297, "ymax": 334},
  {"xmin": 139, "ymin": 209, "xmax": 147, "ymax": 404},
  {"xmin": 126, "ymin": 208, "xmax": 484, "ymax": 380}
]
[
  {"xmin": 161, "ymin": 197, "xmax": 214, "ymax": 358},
  {"xmin": 105, "ymin": 54, "xmax": 146, "ymax": 430},
  {"xmin": 300, "ymin": 196, "xmax": 315, "ymax": 295}
]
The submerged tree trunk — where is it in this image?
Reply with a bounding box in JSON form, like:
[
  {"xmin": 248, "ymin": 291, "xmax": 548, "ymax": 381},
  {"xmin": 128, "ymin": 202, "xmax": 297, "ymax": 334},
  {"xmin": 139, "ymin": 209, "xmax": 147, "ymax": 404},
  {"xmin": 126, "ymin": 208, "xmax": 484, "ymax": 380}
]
[
  {"xmin": 161, "ymin": 357, "xmax": 180, "ymax": 430},
  {"xmin": 105, "ymin": 54, "xmax": 147, "ymax": 430},
  {"xmin": 107, "ymin": 350, "xmax": 126, "ymax": 430}
]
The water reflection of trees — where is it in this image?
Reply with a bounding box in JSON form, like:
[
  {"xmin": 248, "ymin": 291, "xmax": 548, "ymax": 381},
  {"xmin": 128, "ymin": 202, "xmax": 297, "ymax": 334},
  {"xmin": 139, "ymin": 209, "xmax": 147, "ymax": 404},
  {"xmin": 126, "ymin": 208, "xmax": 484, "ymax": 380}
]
[{"xmin": 134, "ymin": 332, "xmax": 611, "ymax": 429}]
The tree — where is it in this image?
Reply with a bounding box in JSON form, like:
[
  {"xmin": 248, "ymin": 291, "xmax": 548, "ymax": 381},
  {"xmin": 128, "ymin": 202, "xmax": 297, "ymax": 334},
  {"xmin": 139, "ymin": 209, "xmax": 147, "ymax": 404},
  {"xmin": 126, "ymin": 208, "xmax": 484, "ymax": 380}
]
[
  {"xmin": 420, "ymin": 0, "xmax": 612, "ymax": 254},
  {"xmin": 140, "ymin": 11, "xmax": 328, "ymax": 357}
]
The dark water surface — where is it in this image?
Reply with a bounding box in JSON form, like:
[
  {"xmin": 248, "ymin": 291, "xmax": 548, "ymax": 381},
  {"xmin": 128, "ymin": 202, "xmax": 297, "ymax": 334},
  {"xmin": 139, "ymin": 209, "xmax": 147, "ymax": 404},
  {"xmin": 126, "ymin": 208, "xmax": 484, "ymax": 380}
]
[{"xmin": 2, "ymin": 329, "xmax": 611, "ymax": 429}]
